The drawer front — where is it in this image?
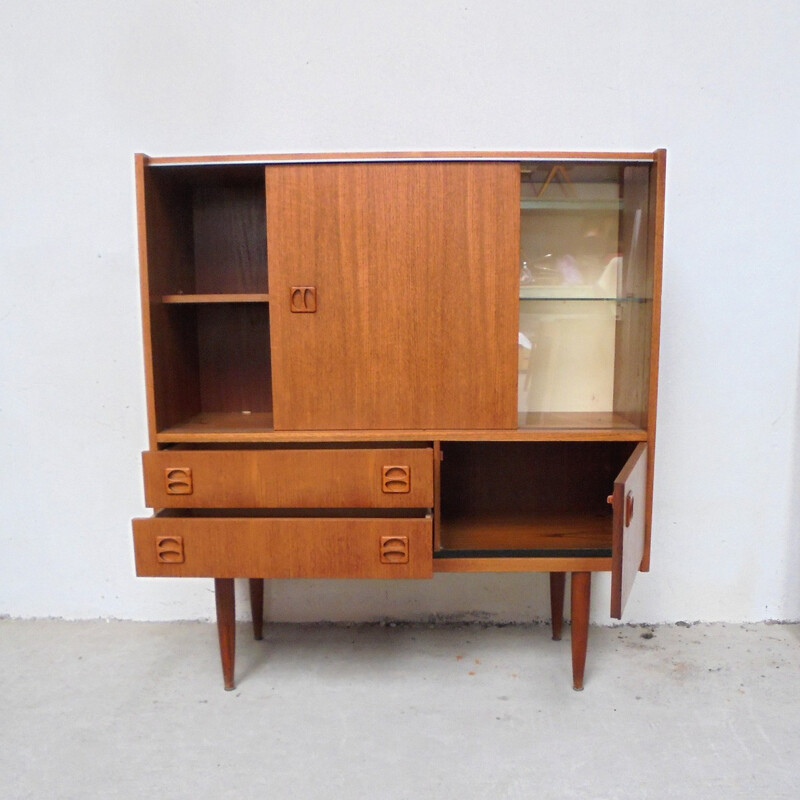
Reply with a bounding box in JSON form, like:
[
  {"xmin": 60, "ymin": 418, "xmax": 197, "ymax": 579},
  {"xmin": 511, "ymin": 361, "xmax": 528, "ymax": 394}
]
[
  {"xmin": 133, "ymin": 515, "xmax": 433, "ymax": 579},
  {"xmin": 143, "ymin": 448, "xmax": 434, "ymax": 508}
]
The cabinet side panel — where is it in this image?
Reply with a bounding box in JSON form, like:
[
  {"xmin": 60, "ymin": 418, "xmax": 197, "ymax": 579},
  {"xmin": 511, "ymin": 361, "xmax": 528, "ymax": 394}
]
[
  {"xmin": 642, "ymin": 149, "xmax": 666, "ymax": 569},
  {"xmin": 267, "ymin": 162, "xmax": 519, "ymax": 430},
  {"xmin": 137, "ymin": 161, "xmax": 201, "ymax": 435},
  {"xmin": 135, "ymin": 155, "xmax": 158, "ymax": 449}
]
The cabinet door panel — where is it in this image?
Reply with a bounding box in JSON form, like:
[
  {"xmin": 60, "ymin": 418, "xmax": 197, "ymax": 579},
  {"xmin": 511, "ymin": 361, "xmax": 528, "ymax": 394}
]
[
  {"xmin": 610, "ymin": 443, "xmax": 647, "ymax": 618},
  {"xmin": 266, "ymin": 162, "xmax": 519, "ymax": 430}
]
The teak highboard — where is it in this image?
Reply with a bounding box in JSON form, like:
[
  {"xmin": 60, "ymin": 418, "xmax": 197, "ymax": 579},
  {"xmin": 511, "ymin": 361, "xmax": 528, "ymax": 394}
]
[{"xmin": 132, "ymin": 150, "xmax": 666, "ymax": 690}]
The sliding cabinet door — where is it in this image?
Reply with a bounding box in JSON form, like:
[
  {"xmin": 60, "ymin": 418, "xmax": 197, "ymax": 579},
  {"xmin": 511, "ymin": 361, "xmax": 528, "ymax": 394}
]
[{"xmin": 266, "ymin": 161, "xmax": 519, "ymax": 430}]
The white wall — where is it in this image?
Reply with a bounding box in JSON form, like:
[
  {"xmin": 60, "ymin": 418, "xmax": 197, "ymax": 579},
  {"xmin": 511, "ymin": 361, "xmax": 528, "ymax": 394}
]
[{"xmin": 2, "ymin": 0, "xmax": 799, "ymax": 624}]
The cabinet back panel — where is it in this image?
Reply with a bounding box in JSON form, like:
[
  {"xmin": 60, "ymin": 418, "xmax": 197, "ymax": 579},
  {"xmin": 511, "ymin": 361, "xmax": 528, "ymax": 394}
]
[
  {"xmin": 266, "ymin": 161, "xmax": 519, "ymax": 430},
  {"xmin": 193, "ymin": 184, "xmax": 267, "ymax": 294},
  {"xmin": 197, "ymin": 304, "xmax": 272, "ymax": 414},
  {"xmin": 440, "ymin": 441, "xmax": 636, "ymax": 518}
]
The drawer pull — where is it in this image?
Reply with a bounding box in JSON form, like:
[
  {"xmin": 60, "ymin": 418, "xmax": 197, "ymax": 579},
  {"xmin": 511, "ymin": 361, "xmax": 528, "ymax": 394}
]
[
  {"xmin": 382, "ymin": 465, "xmax": 410, "ymax": 493},
  {"xmin": 165, "ymin": 468, "xmax": 193, "ymax": 495},
  {"xmin": 290, "ymin": 286, "xmax": 317, "ymax": 313},
  {"xmin": 156, "ymin": 535, "xmax": 185, "ymax": 564},
  {"xmin": 380, "ymin": 536, "xmax": 409, "ymax": 564},
  {"xmin": 625, "ymin": 491, "xmax": 635, "ymax": 527}
]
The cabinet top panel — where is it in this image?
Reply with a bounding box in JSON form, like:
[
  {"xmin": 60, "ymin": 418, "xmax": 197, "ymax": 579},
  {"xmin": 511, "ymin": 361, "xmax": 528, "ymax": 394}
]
[{"xmin": 141, "ymin": 150, "xmax": 664, "ymax": 167}]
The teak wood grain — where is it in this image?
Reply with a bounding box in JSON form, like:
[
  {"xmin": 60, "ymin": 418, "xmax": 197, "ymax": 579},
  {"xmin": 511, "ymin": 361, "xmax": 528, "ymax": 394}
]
[
  {"xmin": 248, "ymin": 578, "xmax": 264, "ymax": 641},
  {"xmin": 641, "ymin": 150, "xmax": 667, "ymax": 570},
  {"xmin": 214, "ymin": 578, "xmax": 236, "ymax": 690},
  {"xmin": 570, "ymin": 572, "xmax": 591, "ymax": 690},
  {"xmin": 137, "ymin": 157, "xmax": 201, "ymax": 443},
  {"xmin": 266, "ymin": 161, "xmax": 519, "ymax": 430},
  {"xmin": 550, "ymin": 572, "xmax": 566, "ymax": 640},
  {"xmin": 155, "ymin": 411, "xmax": 649, "ymax": 444},
  {"xmin": 133, "ymin": 516, "xmax": 433, "ymax": 578},
  {"xmin": 610, "ymin": 443, "xmax": 648, "ymax": 618},
  {"xmin": 161, "ymin": 294, "xmax": 270, "ymax": 304},
  {"xmin": 439, "ymin": 441, "xmax": 636, "ymax": 520},
  {"xmin": 142, "ymin": 447, "xmax": 434, "ymax": 508},
  {"xmin": 196, "ymin": 303, "xmax": 272, "ymax": 414},
  {"xmin": 438, "ymin": 514, "xmax": 612, "ymax": 552},
  {"xmin": 433, "ymin": 556, "xmax": 612, "ymax": 573},
  {"xmin": 192, "ymin": 183, "xmax": 267, "ymax": 294}
]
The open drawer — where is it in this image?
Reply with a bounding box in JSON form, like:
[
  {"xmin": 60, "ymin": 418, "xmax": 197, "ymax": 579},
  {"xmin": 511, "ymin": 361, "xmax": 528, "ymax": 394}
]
[
  {"xmin": 133, "ymin": 511, "xmax": 433, "ymax": 579},
  {"xmin": 143, "ymin": 447, "xmax": 434, "ymax": 508}
]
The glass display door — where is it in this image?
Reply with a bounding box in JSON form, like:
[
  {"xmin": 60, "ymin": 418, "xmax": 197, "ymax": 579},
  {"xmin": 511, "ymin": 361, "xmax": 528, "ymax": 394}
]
[{"xmin": 518, "ymin": 161, "xmax": 654, "ymax": 431}]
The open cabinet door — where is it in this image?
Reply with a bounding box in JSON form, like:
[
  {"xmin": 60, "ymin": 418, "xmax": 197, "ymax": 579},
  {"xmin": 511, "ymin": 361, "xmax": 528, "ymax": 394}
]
[{"xmin": 610, "ymin": 443, "xmax": 648, "ymax": 619}]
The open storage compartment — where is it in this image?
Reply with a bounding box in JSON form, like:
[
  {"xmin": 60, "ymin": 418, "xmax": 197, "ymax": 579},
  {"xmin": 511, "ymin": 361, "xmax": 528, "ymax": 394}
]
[
  {"xmin": 150, "ymin": 301, "xmax": 273, "ymax": 436},
  {"xmin": 138, "ymin": 160, "xmax": 274, "ymax": 437},
  {"xmin": 437, "ymin": 441, "xmax": 637, "ymax": 558}
]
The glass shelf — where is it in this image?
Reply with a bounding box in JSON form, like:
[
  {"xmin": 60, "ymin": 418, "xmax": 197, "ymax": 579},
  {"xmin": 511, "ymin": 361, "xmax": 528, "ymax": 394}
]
[
  {"xmin": 520, "ymin": 199, "xmax": 622, "ymax": 212},
  {"xmin": 519, "ymin": 292, "xmax": 647, "ymax": 302}
]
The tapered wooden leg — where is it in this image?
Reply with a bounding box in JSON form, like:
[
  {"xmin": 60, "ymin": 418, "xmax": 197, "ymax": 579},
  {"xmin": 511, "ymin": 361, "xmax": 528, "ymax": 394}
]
[
  {"xmin": 570, "ymin": 571, "xmax": 591, "ymax": 691},
  {"xmin": 214, "ymin": 578, "xmax": 236, "ymax": 691},
  {"xmin": 249, "ymin": 578, "xmax": 264, "ymax": 641},
  {"xmin": 550, "ymin": 572, "xmax": 566, "ymax": 641}
]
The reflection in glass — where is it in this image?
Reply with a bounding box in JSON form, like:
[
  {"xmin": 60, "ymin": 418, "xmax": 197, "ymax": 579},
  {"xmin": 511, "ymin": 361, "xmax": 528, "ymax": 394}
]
[{"xmin": 518, "ymin": 163, "xmax": 652, "ymax": 422}]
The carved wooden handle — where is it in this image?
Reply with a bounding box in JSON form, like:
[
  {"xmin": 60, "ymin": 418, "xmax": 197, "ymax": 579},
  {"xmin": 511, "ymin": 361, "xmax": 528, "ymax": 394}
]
[
  {"xmin": 165, "ymin": 468, "xmax": 193, "ymax": 495},
  {"xmin": 608, "ymin": 492, "xmax": 634, "ymax": 526},
  {"xmin": 290, "ymin": 286, "xmax": 317, "ymax": 313},
  {"xmin": 380, "ymin": 536, "xmax": 409, "ymax": 564},
  {"xmin": 156, "ymin": 535, "xmax": 185, "ymax": 564},
  {"xmin": 382, "ymin": 466, "xmax": 410, "ymax": 493}
]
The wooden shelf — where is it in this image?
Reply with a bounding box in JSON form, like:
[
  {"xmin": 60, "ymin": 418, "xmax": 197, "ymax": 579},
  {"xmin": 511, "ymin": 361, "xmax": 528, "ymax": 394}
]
[
  {"xmin": 517, "ymin": 412, "xmax": 642, "ymax": 432},
  {"xmin": 155, "ymin": 413, "xmax": 647, "ymax": 443},
  {"xmin": 519, "ymin": 294, "xmax": 648, "ymax": 303},
  {"xmin": 157, "ymin": 412, "xmax": 275, "ymax": 441},
  {"xmin": 161, "ymin": 293, "xmax": 270, "ymax": 304},
  {"xmin": 438, "ymin": 513, "xmax": 612, "ymax": 557}
]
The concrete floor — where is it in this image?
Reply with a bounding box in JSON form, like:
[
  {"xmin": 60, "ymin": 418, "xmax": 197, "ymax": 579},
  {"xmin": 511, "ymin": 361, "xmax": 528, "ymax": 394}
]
[{"xmin": 1, "ymin": 619, "xmax": 798, "ymax": 799}]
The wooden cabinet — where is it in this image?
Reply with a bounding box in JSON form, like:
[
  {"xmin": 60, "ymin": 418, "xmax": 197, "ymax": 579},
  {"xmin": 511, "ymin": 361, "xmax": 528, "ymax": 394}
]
[{"xmin": 132, "ymin": 150, "xmax": 666, "ymax": 690}]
